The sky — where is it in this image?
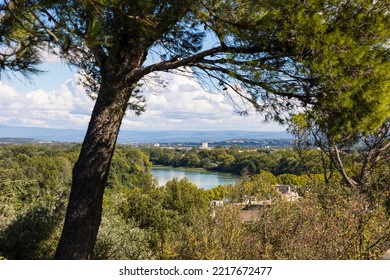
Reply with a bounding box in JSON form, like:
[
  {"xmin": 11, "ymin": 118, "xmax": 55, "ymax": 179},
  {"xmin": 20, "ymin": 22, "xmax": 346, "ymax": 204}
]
[{"xmin": 0, "ymin": 54, "xmax": 287, "ymax": 132}]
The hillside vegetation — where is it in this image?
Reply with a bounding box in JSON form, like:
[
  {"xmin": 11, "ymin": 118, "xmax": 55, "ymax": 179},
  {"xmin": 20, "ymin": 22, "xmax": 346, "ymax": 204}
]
[{"xmin": 0, "ymin": 144, "xmax": 389, "ymax": 259}]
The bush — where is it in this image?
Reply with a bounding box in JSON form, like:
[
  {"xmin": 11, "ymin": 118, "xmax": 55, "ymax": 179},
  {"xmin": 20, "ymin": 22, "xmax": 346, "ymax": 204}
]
[
  {"xmin": 245, "ymin": 183, "xmax": 390, "ymax": 259},
  {"xmin": 93, "ymin": 209, "xmax": 153, "ymax": 260},
  {"xmin": 0, "ymin": 204, "xmax": 64, "ymax": 259}
]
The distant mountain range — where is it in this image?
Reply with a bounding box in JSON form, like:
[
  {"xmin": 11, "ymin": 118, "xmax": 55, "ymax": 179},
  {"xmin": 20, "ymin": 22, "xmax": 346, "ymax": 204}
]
[{"xmin": 0, "ymin": 125, "xmax": 292, "ymax": 144}]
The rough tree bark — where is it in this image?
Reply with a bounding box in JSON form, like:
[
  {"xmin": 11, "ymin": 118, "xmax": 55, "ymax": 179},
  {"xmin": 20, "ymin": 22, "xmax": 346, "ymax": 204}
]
[
  {"xmin": 54, "ymin": 86, "xmax": 131, "ymax": 259},
  {"xmin": 54, "ymin": 51, "xmax": 143, "ymax": 258}
]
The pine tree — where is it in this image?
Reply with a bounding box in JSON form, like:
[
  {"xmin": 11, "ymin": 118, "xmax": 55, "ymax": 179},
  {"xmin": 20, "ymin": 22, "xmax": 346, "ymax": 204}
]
[{"xmin": 1, "ymin": 0, "xmax": 389, "ymax": 259}]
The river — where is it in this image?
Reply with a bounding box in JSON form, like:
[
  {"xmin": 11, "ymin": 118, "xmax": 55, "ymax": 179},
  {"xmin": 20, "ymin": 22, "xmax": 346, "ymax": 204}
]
[{"xmin": 151, "ymin": 166, "xmax": 239, "ymax": 189}]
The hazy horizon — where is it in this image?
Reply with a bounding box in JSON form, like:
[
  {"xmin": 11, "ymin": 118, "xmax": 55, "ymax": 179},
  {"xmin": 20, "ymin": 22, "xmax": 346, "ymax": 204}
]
[{"xmin": 0, "ymin": 125, "xmax": 291, "ymax": 143}]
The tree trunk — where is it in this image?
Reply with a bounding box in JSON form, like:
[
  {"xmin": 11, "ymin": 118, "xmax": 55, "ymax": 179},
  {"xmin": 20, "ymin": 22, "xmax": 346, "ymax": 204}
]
[{"xmin": 55, "ymin": 79, "xmax": 133, "ymax": 259}]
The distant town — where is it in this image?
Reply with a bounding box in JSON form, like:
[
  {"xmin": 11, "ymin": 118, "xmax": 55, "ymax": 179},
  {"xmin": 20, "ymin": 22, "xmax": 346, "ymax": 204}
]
[
  {"xmin": 0, "ymin": 126, "xmax": 293, "ymax": 147},
  {"xmin": 0, "ymin": 137, "xmax": 293, "ymax": 148},
  {"xmin": 150, "ymin": 138, "xmax": 292, "ymax": 149}
]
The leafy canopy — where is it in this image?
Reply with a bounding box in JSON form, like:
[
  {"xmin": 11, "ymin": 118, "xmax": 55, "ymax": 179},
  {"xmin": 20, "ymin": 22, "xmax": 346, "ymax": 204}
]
[{"xmin": 1, "ymin": 0, "xmax": 390, "ymax": 134}]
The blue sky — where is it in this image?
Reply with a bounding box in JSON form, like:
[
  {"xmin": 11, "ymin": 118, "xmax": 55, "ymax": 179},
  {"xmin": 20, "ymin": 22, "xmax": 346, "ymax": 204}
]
[{"xmin": 0, "ymin": 53, "xmax": 286, "ymax": 132}]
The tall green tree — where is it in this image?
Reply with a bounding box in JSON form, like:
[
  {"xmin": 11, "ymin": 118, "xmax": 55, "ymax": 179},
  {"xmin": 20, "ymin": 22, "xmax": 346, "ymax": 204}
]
[{"xmin": 1, "ymin": 0, "xmax": 390, "ymax": 259}]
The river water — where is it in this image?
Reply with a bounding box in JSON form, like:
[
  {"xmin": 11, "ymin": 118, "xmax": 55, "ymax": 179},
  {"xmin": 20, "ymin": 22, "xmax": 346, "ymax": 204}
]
[{"xmin": 151, "ymin": 166, "xmax": 239, "ymax": 189}]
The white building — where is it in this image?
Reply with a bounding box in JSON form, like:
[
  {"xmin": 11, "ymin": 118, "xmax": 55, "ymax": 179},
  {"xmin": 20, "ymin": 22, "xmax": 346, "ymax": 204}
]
[{"xmin": 200, "ymin": 142, "xmax": 211, "ymax": 150}]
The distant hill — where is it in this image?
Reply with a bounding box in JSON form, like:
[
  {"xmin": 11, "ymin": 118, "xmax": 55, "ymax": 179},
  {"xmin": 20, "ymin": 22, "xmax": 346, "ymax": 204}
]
[
  {"xmin": 118, "ymin": 130, "xmax": 292, "ymax": 144},
  {"xmin": 0, "ymin": 125, "xmax": 292, "ymax": 144},
  {"xmin": 0, "ymin": 137, "xmax": 42, "ymax": 145},
  {"xmin": 212, "ymin": 138, "xmax": 293, "ymax": 147},
  {"xmin": 0, "ymin": 126, "xmax": 84, "ymax": 143}
]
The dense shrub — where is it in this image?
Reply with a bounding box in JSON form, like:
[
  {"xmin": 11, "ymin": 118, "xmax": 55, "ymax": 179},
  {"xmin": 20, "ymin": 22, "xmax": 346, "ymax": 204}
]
[
  {"xmin": 93, "ymin": 193, "xmax": 153, "ymax": 259},
  {"xmin": 0, "ymin": 204, "xmax": 64, "ymax": 259},
  {"xmin": 245, "ymin": 184, "xmax": 390, "ymax": 259},
  {"xmin": 0, "ymin": 144, "xmax": 388, "ymax": 260}
]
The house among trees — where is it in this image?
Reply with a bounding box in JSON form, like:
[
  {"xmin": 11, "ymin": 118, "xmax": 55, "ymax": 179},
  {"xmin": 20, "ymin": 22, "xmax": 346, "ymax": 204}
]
[
  {"xmin": 209, "ymin": 200, "xmax": 224, "ymax": 207},
  {"xmin": 276, "ymin": 185, "xmax": 300, "ymax": 202}
]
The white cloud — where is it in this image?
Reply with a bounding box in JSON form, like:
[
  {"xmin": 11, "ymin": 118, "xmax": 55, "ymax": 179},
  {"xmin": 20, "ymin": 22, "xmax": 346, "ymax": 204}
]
[
  {"xmin": 0, "ymin": 72, "xmax": 286, "ymax": 131},
  {"xmin": 0, "ymin": 75, "xmax": 93, "ymax": 129},
  {"xmin": 40, "ymin": 46, "xmax": 64, "ymax": 64},
  {"xmin": 124, "ymin": 72, "xmax": 285, "ymax": 131}
]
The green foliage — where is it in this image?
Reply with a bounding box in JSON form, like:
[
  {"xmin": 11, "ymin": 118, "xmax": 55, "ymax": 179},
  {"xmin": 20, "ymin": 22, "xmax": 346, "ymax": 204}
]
[
  {"xmin": 229, "ymin": 171, "xmax": 279, "ymax": 202},
  {"xmin": 144, "ymin": 146, "xmax": 305, "ymax": 176},
  {"xmin": 0, "ymin": 144, "xmax": 389, "ymax": 259},
  {"xmin": 164, "ymin": 178, "xmax": 209, "ymax": 216},
  {"xmin": 289, "ymin": 112, "xmax": 390, "ymax": 191},
  {"xmin": 93, "ymin": 192, "xmax": 153, "ymax": 260},
  {"xmin": 3, "ymin": 0, "xmax": 389, "ymax": 133},
  {"xmin": 178, "ymin": 151, "xmax": 201, "ymax": 168},
  {"xmin": 174, "ymin": 206, "xmax": 249, "ymax": 260},
  {"xmin": 363, "ymin": 163, "xmax": 390, "ymax": 213},
  {"xmin": 0, "ymin": 205, "xmax": 64, "ymax": 259},
  {"xmin": 207, "ymin": 185, "xmax": 229, "ymax": 200},
  {"xmin": 247, "ymin": 184, "xmax": 390, "ymax": 259},
  {"xmin": 4, "ymin": 1, "xmax": 390, "ymax": 258},
  {"xmin": 0, "ymin": 0, "xmax": 45, "ymax": 78},
  {"xmin": 107, "ymin": 146, "xmax": 155, "ymax": 190},
  {"xmin": 0, "ymin": 144, "xmax": 73, "ymax": 259},
  {"xmin": 119, "ymin": 176, "xmax": 210, "ymax": 259},
  {"xmin": 277, "ymin": 174, "xmax": 305, "ymax": 186},
  {"xmin": 0, "ymin": 144, "xmax": 156, "ymax": 259},
  {"xmin": 275, "ymin": 0, "xmax": 390, "ymax": 136}
]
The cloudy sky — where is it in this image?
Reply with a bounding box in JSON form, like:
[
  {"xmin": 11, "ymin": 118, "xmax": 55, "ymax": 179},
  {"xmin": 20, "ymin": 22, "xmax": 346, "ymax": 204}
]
[{"xmin": 0, "ymin": 58, "xmax": 286, "ymax": 132}]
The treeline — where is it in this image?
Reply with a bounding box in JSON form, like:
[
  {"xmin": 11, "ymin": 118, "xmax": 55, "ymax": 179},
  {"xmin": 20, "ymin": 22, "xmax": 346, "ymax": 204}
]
[
  {"xmin": 143, "ymin": 146, "xmax": 320, "ymax": 176},
  {"xmin": 1, "ymin": 144, "xmax": 389, "ymax": 260}
]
